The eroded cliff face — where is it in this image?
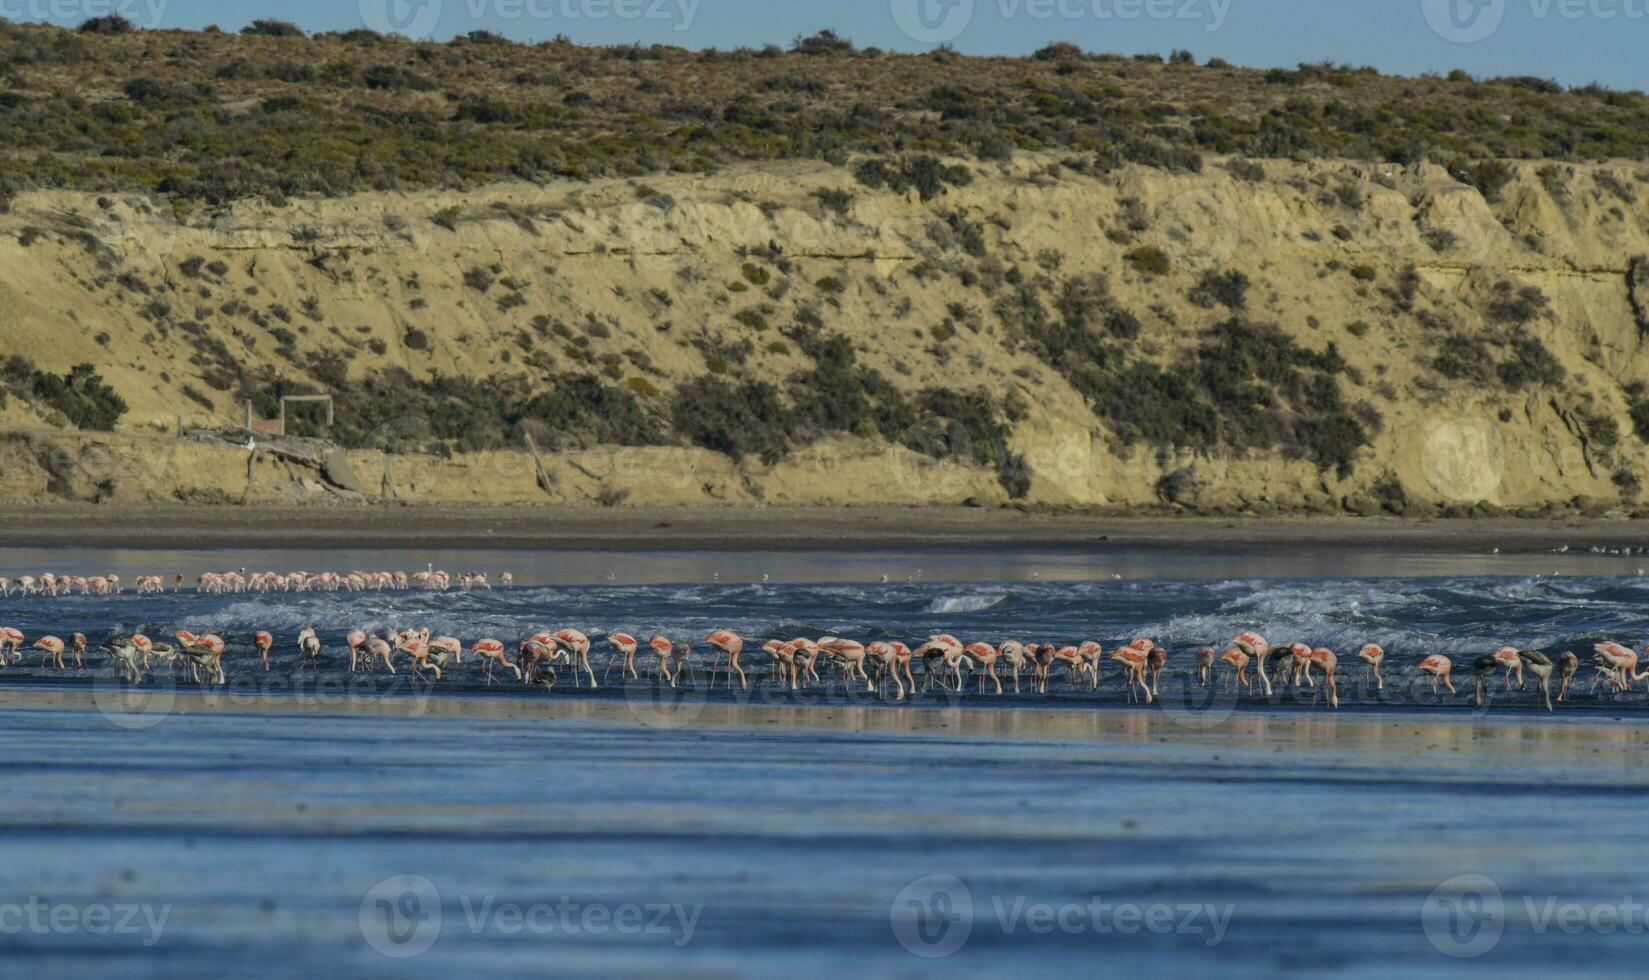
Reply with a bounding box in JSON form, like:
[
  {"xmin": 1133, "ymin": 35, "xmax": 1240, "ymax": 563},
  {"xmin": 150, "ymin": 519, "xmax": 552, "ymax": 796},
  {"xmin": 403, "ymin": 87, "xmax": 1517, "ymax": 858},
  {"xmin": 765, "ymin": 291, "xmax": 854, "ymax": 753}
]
[{"xmin": 2, "ymin": 153, "xmax": 1647, "ymax": 514}]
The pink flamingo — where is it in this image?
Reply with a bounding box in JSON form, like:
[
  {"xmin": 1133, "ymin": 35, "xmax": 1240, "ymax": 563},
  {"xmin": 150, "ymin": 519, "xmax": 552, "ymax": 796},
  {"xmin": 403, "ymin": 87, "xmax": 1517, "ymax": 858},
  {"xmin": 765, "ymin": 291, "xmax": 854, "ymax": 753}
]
[
  {"xmin": 296, "ymin": 628, "xmax": 321, "ymax": 670},
  {"xmin": 997, "ymin": 641, "xmax": 1032, "ymax": 694},
  {"xmin": 1194, "ymin": 647, "xmax": 1216, "ymax": 687},
  {"xmin": 608, "ymin": 633, "xmax": 640, "ymax": 681},
  {"xmin": 866, "ymin": 641, "xmax": 906, "ymax": 700},
  {"xmin": 1307, "ymin": 648, "xmax": 1339, "ymax": 708},
  {"xmin": 649, "ymin": 635, "xmax": 681, "ymax": 687},
  {"xmin": 1233, "ymin": 632, "xmax": 1277, "ymax": 696},
  {"xmin": 1418, "ymin": 655, "xmax": 1456, "ymax": 695},
  {"xmin": 706, "ymin": 630, "xmax": 748, "ymax": 689},
  {"xmin": 1220, "ymin": 648, "xmax": 1251, "ymax": 692},
  {"xmin": 1593, "ymin": 642, "xmax": 1639, "ymax": 691},
  {"xmin": 1491, "ymin": 646, "xmax": 1524, "ymax": 690},
  {"xmin": 470, "ymin": 639, "xmax": 522, "ymax": 684},
  {"xmin": 0, "ymin": 627, "xmax": 24, "ymax": 664},
  {"xmin": 254, "ymin": 631, "xmax": 274, "ymax": 671},
  {"xmin": 1356, "ymin": 644, "xmax": 1385, "ymax": 689},
  {"xmin": 1109, "ymin": 646, "xmax": 1152, "ymax": 703},
  {"xmin": 963, "ymin": 642, "xmax": 1004, "ymax": 694},
  {"xmin": 33, "ymin": 635, "xmax": 66, "ymax": 669},
  {"xmin": 761, "ymin": 639, "xmax": 798, "ymax": 690},
  {"xmin": 537, "ymin": 630, "xmax": 596, "ymax": 688}
]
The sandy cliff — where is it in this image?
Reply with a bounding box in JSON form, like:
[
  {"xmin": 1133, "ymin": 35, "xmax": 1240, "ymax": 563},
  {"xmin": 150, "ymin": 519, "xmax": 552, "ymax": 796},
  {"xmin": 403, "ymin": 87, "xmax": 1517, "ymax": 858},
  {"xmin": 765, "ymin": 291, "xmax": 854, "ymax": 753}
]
[{"xmin": 2, "ymin": 153, "xmax": 1647, "ymax": 515}]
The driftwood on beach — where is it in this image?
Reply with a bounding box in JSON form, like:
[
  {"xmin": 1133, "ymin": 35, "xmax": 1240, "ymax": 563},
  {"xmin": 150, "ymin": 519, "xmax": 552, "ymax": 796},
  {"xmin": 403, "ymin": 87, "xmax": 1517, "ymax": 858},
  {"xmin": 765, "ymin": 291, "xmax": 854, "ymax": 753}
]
[{"xmin": 184, "ymin": 428, "xmax": 365, "ymax": 498}]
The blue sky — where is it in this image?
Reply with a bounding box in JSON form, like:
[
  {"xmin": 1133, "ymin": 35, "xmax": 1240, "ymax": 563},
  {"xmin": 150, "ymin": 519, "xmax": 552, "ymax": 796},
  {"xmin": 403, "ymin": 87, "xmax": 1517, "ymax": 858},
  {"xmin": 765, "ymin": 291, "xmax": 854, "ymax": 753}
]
[{"xmin": 12, "ymin": 0, "xmax": 1645, "ymax": 90}]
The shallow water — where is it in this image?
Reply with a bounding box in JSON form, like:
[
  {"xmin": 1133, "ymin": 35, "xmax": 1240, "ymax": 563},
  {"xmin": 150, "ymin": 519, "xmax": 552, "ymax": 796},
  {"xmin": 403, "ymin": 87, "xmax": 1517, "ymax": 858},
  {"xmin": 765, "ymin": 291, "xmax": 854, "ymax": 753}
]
[
  {"xmin": 0, "ymin": 541, "xmax": 1642, "ymax": 673},
  {"xmin": 0, "ymin": 698, "xmax": 1644, "ymax": 977},
  {"xmin": 3, "ymin": 546, "xmax": 1648, "ymax": 975}
]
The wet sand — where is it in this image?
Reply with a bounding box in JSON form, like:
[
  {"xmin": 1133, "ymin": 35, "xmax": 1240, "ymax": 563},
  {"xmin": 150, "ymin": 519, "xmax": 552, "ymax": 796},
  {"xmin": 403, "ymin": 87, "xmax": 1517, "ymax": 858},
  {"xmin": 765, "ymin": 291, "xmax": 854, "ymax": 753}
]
[
  {"xmin": 2, "ymin": 504, "xmax": 1647, "ymax": 552},
  {"xmin": 1, "ymin": 688, "xmax": 1644, "ymax": 977}
]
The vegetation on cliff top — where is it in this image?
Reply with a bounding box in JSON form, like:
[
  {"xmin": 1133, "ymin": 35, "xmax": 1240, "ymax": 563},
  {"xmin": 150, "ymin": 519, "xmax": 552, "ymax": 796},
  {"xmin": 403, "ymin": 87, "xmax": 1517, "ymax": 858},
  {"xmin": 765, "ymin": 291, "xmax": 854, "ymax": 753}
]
[{"xmin": 0, "ymin": 20, "xmax": 1645, "ymax": 206}]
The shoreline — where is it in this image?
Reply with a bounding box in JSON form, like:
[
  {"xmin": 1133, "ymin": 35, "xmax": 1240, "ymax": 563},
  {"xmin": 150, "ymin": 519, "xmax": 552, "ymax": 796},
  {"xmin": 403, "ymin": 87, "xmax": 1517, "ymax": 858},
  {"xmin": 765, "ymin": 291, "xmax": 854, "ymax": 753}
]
[
  {"xmin": 5, "ymin": 681, "xmax": 1641, "ymax": 732},
  {"xmin": 0, "ymin": 504, "xmax": 1644, "ymax": 553}
]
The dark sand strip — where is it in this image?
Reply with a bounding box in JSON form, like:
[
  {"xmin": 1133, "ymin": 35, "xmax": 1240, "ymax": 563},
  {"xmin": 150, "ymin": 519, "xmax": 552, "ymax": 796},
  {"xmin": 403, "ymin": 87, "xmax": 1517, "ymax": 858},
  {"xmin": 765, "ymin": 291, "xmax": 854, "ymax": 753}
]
[{"xmin": 1, "ymin": 504, "xmax": 1644, "ymax": 552}]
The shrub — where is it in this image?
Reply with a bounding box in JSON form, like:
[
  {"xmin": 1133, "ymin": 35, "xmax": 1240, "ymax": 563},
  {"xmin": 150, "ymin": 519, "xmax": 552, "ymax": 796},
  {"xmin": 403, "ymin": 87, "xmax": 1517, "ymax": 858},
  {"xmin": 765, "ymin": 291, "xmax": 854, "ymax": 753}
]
[
  {"xmin": 812, "ymin": 188, "xmax": 854, "ymax": 215},
  {"xmin": 1125, "ymin": 246, "xmax": 1170, "ymax": 276},
  {"xmin": 672, "ymin": 377, "xmax": 794, "ymax": 463},
  {"xmin": 78, "ymin": 15, "xmax": 135, "ymax": 33},
  {"xmin": 1188, "ymin": 269, "xmax": 1249, "ymax": 310},
  {"xmin": 1451, "ymin": 158, "xmax": 1515, "ymax": 202},
  {"xmin": 24, "ymin": 364, "xmax": 128, "ymax": 431},
  {"xmin": 242, "ymin": 19, "xmax": 304, "ymax": 37},
  {"xmin": 854, "ymin": 156, "xmax": 972, "ymax": 202},
  {"xmin": 1486, "ymin": 281, "xmax": 1549, "ymax": 324},
  {"xmin": 791, "ymin": 30, "xmax": 853, "ymax": 56}
]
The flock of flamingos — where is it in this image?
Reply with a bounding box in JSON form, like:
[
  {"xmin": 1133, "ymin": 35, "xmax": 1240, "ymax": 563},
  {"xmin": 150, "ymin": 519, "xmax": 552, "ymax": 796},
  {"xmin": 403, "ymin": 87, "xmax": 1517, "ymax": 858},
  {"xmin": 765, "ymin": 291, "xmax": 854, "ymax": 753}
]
[{"xmin": 1, "ymin": 568, "xmax": 1645, "ymax": 711}]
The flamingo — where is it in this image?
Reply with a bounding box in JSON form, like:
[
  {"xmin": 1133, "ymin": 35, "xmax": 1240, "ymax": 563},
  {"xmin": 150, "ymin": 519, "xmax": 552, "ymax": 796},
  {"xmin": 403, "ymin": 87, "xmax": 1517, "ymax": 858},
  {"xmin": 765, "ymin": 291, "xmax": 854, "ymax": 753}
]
[
  {"xmin": 1220, "ymin": 648, "xmax": 1251, "ymax": 692},
  {"xmin": 1031, "ymin": 643, "xmax": 1058, "ymax": 694},
  {"xmin": 866, "ymin": 641, "xmax": 906, "ymax": 700},
  {"xmin": 1194, "ymin": 647, "xmax": 1215, "ymax": 687},
  {"xmin": 518, "ymin": 638, "xmax": 562, "ymax": 686},
  {"xmin": 538, "ymin": 630, "xmax": 596, "ymax": 688},
  {"xmin": 1356, "ymin": 644, "xmax": 1385, "ymax": 690},
  {"xmin": 1146, "ymin": 645, "xmax": 1168, "ymax": 697},
  {"xmin": 1285, "ymin": 642, "xmax": 1314, "ymax": 689},
  {"xmin": 1076, "ymin": 641, "xmax": 1105, "ymax": 690},
  {"xmin": 363, "ymin": 635, "xmax": 395, "ymax": 675},
  {"xmin": 818, "ymin": 637, "xmax": 874, "ymax": 692},
  {"xmin": 395, "ymin": 634, "xmax": 449, "ymax": 682},
  {"xmin": 0, "ymin": 626, "xmax": 24, "ymax": 664},
  {"xmin": 469, "ymin": 640, "xmax": 521, "ymax": 683},
  {"xmin": 1594, "ymin": 641, "xmax": 1639, "ymax": 691},
  {"xmin": 1557, "ymin": 651, "xmax": 1579, "ymax": 701},
  {"xmin": 346, "ymin": 630, "xmax": 368, "ymax": 672},
  {"xmin": 915, "ymin": 634, "xmax": 967, "ymax": 693},
  {"xmin": 963, "ymin": 642, "xmax": 1004, "ymax": 694},
  {"xmin": 296, "ymin": 628, "xmax": 321, "ymax": 670},
  {"xmin": 1471, "ymin": 653, "xmax": 1502, "ymax": 708},
  {"xmin": 607, "ymin": 633, "xmax": 640, "ymax": 681},
  {"xmin": 998, "ymin": 641, "xmax": 1032, "ymax": 694},
  {"xmin": 32, "ymin": 635, "xmax": 66, "ymax": 669},
  {"xmin": 706, "ymin": 630, "xmax": 748, "ymax": 690},
  {"xmin": 649, "ymin": 636, "xmax": 680, "ymax": 687},
  {"xmin": 1492, "ymin": 646, "xmax": 1524, "ymax": 690},
  {"xmin": 68, "ymin": 633, "xmax": 86, "ymax": 667},
  {"xmin": 1308, "ymin": 648, "xmax": 1339, "ymax": 708},
  {"xmin": 1233, "ymin": 632, "xmax": 1283, "ymax": 696},
  {"xmin": 790, "ymin": 638, "xmax": 823, "ymax": 686},
  {"xmin": 1419, "ymin": 654, "xmax": 1456, "ymax": 695},
  {"xmin": 254, "ymin": 631, "xmax": 274, "ymax": 671},
  {"xmin": 101, "ymin": 636, "xmax": 145, "ymax": 685},
  {"xmin": 1051, "ymin": 646, "xmax": 1090, "ymax": 689},
  {"xmin": 1109, "ymin": 646, "xmax": 1151, "ymax": 703},
  {"xmin": 1519, "ymin": 650, "xmax": 1555, "ymax": 712},
  {"xmin": 175, "ymin": 631, "xmax": 226, "ymax": 685},
  {"xmin": 760, "ymin": 639, "xmax": 798, "ymax": 690}
]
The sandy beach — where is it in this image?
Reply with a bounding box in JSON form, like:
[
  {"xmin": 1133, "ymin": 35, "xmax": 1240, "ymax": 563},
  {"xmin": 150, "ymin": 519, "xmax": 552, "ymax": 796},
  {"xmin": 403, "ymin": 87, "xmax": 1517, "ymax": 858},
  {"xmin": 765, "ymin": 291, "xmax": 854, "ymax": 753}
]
[{"xmin": 1, "ymin": 504, "xmax": 1645, "ymax": 553}]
